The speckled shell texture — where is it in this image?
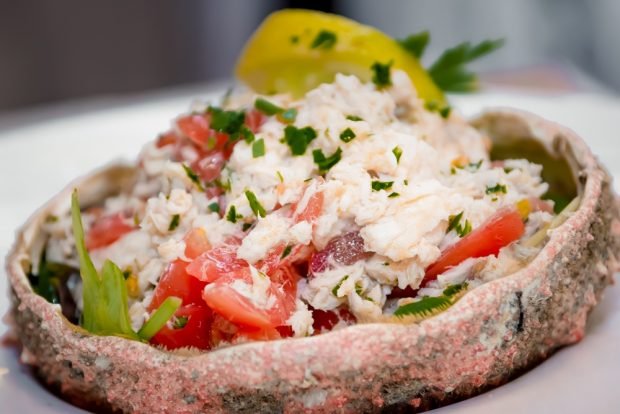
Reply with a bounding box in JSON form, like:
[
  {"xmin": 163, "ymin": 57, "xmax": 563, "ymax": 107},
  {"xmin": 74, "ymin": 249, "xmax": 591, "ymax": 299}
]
[{"xmin": 5, "ymin": 109, "xmax": 620, "ymax": 413}]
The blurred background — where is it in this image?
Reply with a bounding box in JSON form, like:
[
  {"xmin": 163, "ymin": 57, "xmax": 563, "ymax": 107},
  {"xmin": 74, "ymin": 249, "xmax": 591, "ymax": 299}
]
[{"xmin": 1, "ymin": 0, "xmax": 620, "ymax": 113}]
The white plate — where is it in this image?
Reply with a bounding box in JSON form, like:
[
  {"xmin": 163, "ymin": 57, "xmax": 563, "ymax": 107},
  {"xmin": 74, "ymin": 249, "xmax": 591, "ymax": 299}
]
[{"xmin": 1, "ymin": 88, "xmax": 619, "ymax": 413}]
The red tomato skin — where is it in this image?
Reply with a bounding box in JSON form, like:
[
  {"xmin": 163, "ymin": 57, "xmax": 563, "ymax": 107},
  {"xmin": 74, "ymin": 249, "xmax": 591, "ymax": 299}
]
[
  {"xmin": 148, "ymin": 260, "xmax": 206, "ymax": 311},
  {"xmin": 150, "ymin": 304, "xmax": 212, "ymax": 350},
  {"xmin": 245, "ymin": 109, "xmax": 266, "ymax": 133},
  {"xmin": 202, "ymin": 282, "xmax": 275, "ymax": 329},
  {"xmin": 85, "ymin": 213, "xmax": 134, "ymax": 250},
  {"xmin": 423, "ymin": 207, "xmax": 525, "ymax": 285},
  {"xmin": 186, "ymin": 244, "xmax": 246, "ymax": 283},
  {"xmin": 177, "ymin": 114, "xmax": 211, "ymax": 148}
]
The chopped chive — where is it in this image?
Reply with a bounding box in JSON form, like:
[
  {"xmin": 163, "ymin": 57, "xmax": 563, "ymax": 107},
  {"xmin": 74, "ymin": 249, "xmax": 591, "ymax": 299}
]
[
  {"xmin": 284, "ymin": 125, "xmax": 318, "ymax": 156},
  {"xmin": 311, "ymin": 30, "xmax": 337, "ymax": 49},
  {"xmin": 404, "ymin": 179, "xmax": 409, "ymax": 186},
  {"xmin": 371, "ymin": 61, "xmax": 393, "ymax": 88},
  {"xmin": 207, "ymin": 202, "xmax": 220, "ymax": 213},
  {"xmin": 276, "ymin": 170, "xmax": 284, "ymax": 183},
  {"xmin": 252, "ymin": 138, "xmax": 266, "ymax": 158},
  {"xmin": 485, "ymin": 183, "xmax": 507, "ymax": 195},
  {"xmin": 339, "ymin": 128, "xmax": 356, "ymax": 143},
  {"xmin": 392, "ymin": 146, "xmax": 403, "ymax": 164},
  {"xmin": 137, "ymin": 296, "xmax": 182, "ymax": 340},
  {"xmin": 388, "ymin": 192, "xmax": 400, "ymax": 198},
  {"xmin": 425, "ymin": 101, "xmax": 452, "ymax": 119},
  {"xmin": 254, "ymin": 98, "xmax": 283, "ymax": 116},
  {"xmin": 371, "ymin": 180, "xmax": 394, "ymax": 191},
  {"xmin": 241, "ymin": 126, "xmax": 254, "ymax": 143},
  {"xmin": 245, "ymin": 190, "xmax": 267, "ymax": 218},
  {"xmin": 181, "ymin": 164, "xmax": 204, "ymax": 191},
  {"xmin": 226, "ymin": 205, "xmax": 238, "ymax": 223},
  {"xmin": 313, "ymin": 147, "xmax": 342, "ymax": 172},
  {"xmin": 281, "ymin": 245, "xmax": 293, "ymax": 259},
  {"xmin": 447, "ymin": 211, "xmax": 472, "ymax": 237},
  {"xmin": 331, "ymin": 275, "xmax": 349, "ymax": 296},
  {"xmin": 346, "ymin": 115, "xmax": 363, "ymax": 121},
  {"xmin": 168, "ymin": 214, "xmax": 180, "ymax": 231}
]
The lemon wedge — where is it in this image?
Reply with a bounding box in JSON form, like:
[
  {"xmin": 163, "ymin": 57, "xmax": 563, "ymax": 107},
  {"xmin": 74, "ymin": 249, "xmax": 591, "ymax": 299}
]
[{"xmin": 235, "ymin": 9, "xmax": 445, "ymax": 103}]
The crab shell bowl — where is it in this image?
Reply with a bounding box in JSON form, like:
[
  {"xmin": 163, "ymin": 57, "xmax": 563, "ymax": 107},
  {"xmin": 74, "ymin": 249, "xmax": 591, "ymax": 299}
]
[{"xmin": 4, "ymin": 107, "xmax": 619, "ymax": 414}]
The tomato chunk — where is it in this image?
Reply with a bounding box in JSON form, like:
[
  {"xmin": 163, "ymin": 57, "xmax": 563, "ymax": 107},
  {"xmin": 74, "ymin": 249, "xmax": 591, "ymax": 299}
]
[
  {"xmin": 150, "ymin": 304, "xmax": 212, "ymax": 350},
  {"xmin": 423, "ymin": 207, "xmax": 525, "ymax": 285},
  {"xmin": 85, "ymin": 212, "xmax": 134, "ymax": 250},
  {"xmin": 184, "ymin": 228, "xmax": 211, "ymax": 260},
  {"xmin": 202, "ymin": 282, "xmax": 275, "ymax": 329},
  {"xmin": 186, "ymin": 242, "xmax": 246, "ymax": 282},
  {"xmin": 245, "ymin": 109, "xmax": 266, "ymax": 133},
  {"xmin": 148, "ymin": 260, "xmax": 206, "ymax": 311}
]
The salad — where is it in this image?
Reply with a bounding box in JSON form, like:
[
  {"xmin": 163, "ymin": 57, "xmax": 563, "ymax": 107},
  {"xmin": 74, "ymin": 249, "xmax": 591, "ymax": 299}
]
[{"xmin": 31, "ymin": 10, "xmax": 565, "ymax": 351}]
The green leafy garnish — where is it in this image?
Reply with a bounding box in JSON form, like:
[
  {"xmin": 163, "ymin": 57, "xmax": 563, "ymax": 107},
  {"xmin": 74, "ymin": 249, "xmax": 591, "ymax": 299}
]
[
  {"xmin": 226, "ymin": 205, "xmax": 239, "ymax": 223},
  {"xmin": 29, "ymin": 254, "xmax": 78, "ymax": 305},
  {"xmin": 281, "ymin": 245, "xmax": 293, "ymax": 259},
  {"xmin": 428, "ymin": 39, "xmax": 504, "ymax": 92},
  {"xmin": 392, "ymin": 146, "xmax": 403, "ymax": 164},
  {"xmin": 425, "ymin": 100, "xmax": 452, "ymax": 118},
  {"xmin": 208, "ymin": 202, "xmax": 220, "ymax": 213},
  {"xmin": 137, "ymin": 297, "xmax": 182, "ymax": 340},
  {"xmin": 346, "ymin": 115, "xmax": 363, "ymax": 122},
  {"xmin": 255, "ymin": 97, "xmax": 283, "ymax": 115},
  {"xmin": 394, "ymin": 282, "xmax": 468, "ymax": 318},
  {"xmin": 252, "ymin": 138, "xmax": 266, "ymax": 158},
  {"xmin": 168, "ymin": 214, "xmax": 180, "ymax": 231},
  {"xmin": 241, "ymin": 126, "xmax": 254, "ymax": 143},
  {"xmin": 208, "ymin": 106, "xmax": 246, "ymax": 136},
  {"xmin": 446, "ymin": 211, "xmax": 472, "ymax": 237},
  {"xmin": 182, "ymin": 164, "xmax": 204, "ymax": 191},
  {"xmin": 371, "ymin": 61, "xmax": 393, "ymax": 88},
  {"xmin": 276, "ymin": 170, "xmax": 284, "ymax": 183},
  {"xmin": 242, "ymin": 222, "xmax": 254, "ymax": 232},
  {"xmin": 388, "ymin": 192, "xmax": 400, "ymax": 198},
  {"xmin": 311, "ymin": 29, "xmax": 337, "ymax": 49},
  {"xmin": 313, "ymin": 147, "xmax": 342, "ymax": 172},
  {"xmin": 398, "ymin": 31, "xmax": 430, "ymax": 58},
  {"xmin": 485, "ymin": 183, "xmax": 507, "ymax": 195},
  {"xmin": 283, "ymin": 125, "xmax": 317, "ymax": 155},
  {"xmin": 332, "ymin": 275, "xmax": 349, "ymax": 296},
  {"xmin": 339, "ymin": 128, "xmax": 356, "ymax": 143},
  {"xmin": 245, "ymin": 190, "xmax": 267, "ymax": 218},
  {"xmin": 371, "ymin": 180, "xmax": 394, "ymax": 191}
]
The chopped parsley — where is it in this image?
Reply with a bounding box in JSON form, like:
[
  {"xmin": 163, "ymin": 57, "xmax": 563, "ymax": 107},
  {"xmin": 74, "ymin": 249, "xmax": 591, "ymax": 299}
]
[
  {"xmin": 392, "ymin": 146, "xmax": 403, "ymax": 164},
  {"xmin": 208, "ymin": 106, "xmax": 246, "ymax": 136},
  {"xmin": 355, "ymin": 282, "xmax": 374, "ymax": 302},
  {"xmin": 254, "ymin": 97, "xmax": 283, "ymax": 116},
  {"xmin": 339, "ymin": 128, "xmax": 356, "ymax": 143},
  {"xmin": 280, "ymin": 245, "xmax": 293, "ymax": 259},
  {"xmin": 181, "ymin": 164, "xmax": 204, "ymax": 191},
  {"xmin": 331, "ymin": 275, "xmax": 349, "ymax": 297},
  {"xmin": 276, "ymin": 108, "xmax": 297, "ymax": 124},
  {"xmin": 398, "ymin": 31, "xmax": 430, "ymax": 58},
  {"xmin": 371, "ymin": 61, "xmax": 393, "ymax": 88},
  {"xmin": 485, "ymin": 183, "xmax": 507, "ymax": 195},
  {"xmin": 207, "ymin": 202, "xmax": 220, "ymax": 213},
  {"xmin": 388, "ymin": 192, "xmax": 400, "ymax": 198},
  {"xmin": 310, "ymin": 30, "xmax": 337, "ymax": 49},
  {"xmin": 313, "ymin": 147, "xmax": 342, "ymax": 172},
  {"xmin": 371, "ymin": 180, "xmax": 394, "ymax": 191},
  {"xmin": 446, "ymin": 211, "xmax": 472, "ymax": 237},
  {"xmin": 283, "ymin": 125, "xmax": 317, "ymax": 155},
  {"xmin": 241, "ymin": 126, "xmax": 254, "ymax": 143},
  {"xmin": 226, "ymin": 205, "xmax": 239, "ymax": 223},
  {"xmin": 425, "ymin": 100, "xmax": 452, "ymax": 118},
  {"xmin": 245, "ymin": 190, "xmax": 266, "ymax": 218},
  {"xmin": 252, "ymin": 138, "xmax": 265, "ymax": 158},
  {"xmin": 346, "ymin": 114, "xmax": 363, "ymax": 121},
  {"xmin": 276, "ymin": 170, "xmax": 284, "ymax": 183},
  {"xmin": 168, "ymin": 214, "xmax": 180, "ymax": 231}
]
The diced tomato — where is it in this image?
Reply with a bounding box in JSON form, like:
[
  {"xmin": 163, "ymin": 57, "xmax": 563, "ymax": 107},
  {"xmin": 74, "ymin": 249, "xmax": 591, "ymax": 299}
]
[
  {"xmin": 202, "ymin": 281, "xmax": 274, "ymax": 329},
  {"xmin": 176, "ymin": 114, "xmax": 211, "ymax": 147},
  {"xmin": 312, "ymin": 308, "xmax": 356, "ymax": 334},
  {"xmin": 422, "ymin": 207, "xmax": 525, "ymax": 285},
  {"xmin": 184, "ymin": 228, "xmax": 211, "ymax": 260},
  {"xmin": 292, "ymin": 189, "xmax": 324, "ymax": 223},
  {"xmin": 148, "ymin": 260, "xmax": 206, "ymax": 311},
  {"xmin": 85, "ymin": 212, "xmax": 135, "ymax": 250},
  {"xmin": 186, "ymin": 242, "xmax": 246, "ymax": 283},
  {"xmin": 150, "ymin": 304, "xmax": 212, "ymax": 350},
  {"xmin": 155, "ymin": 131, "xmax": 181, "ymax": 148},
  {"xmin": 191, "ymin": 151, "xmax": 226, "ymax": 183},
  {"xmin": 245, "ymin": 109, "xmax": 266, "ymax": 133},
  {"xmin": 234, "ymin": 326, "xmax": 282, "ymax": 342}
]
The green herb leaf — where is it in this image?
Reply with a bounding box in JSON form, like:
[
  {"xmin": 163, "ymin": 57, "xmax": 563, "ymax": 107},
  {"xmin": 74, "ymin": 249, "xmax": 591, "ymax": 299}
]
[
  {"xmin": 168, "ymin": 214, "xmax": 180, "ymax": 231},
  {"xmin": 398, "ymin": 31, "xmax": 430, "ymax": 58},
  {"xmin": 332, "ymin": 275, "xmax": 349, "ymax": 297},
  {"xmin": 252, "ymin": 138, "xmax": 266, "ymax": 158},
  {"xmin": 339, "ymin": 128, "xmax": 356, "ymax": 143},
  {"xmin": 425, "ymin": 101, "xmax": 452, "ymax": 118},
  {"xmin": 137, "ymin": 296, "xmax": 182, "ymax": 340},
  {"xmin": 182, "ymin": 164, "xmax": 204, "ymax": 191},
  {"xmin": 446, "ymin": 211, "xmax": 472, "ymax": 237},
  {"xmin": 284, "ymin": 125, "xmax": 318, "ymax": 155},
  {"xmin": 254, "ymin": 97, "xmax": 283, "ymax": 116},
  {"xmin": 208, "ymin": 202, "xmax": 220, "ymax": 213},
  {"xmin": 346, "ymin": 115, "xmax": 363, "ymax": 121},
  {"xmin": 388, "ymin": 192, "xmax": 400, "ymax": 198},
  {"xmin": 276, "ymin": 170, "xmax": 284, "ymax": 183},
  {"xmin": 277, "ymin": 108, "xmax": 298, "ymax": 124},
  {"xmin": 311, "ymin": 30, "xmax": 337, "ymax": 49},
  {"xmin": 371, "ymin": 180, "xmax": 394, "ymax": 191},
  {"xmin": 485, "ymin": 183, "xmax": 507, "ymax": 195},
  {"xmin": 208, "ymin": 106, "xmax": 246, "ymax": 136},
  {"xmin": 241, "ymin": 126, "xmax": 255, "ymax": 143},
  {"xmin": 371, "ymin": 61, "xmax": 393, "ymax": 88},
  {"xmin": 313, "ymin": 147, "xmax": 342, "ymax": 172},
  {"xmin": 245, "ymin": 190, "xmax": 267, "ymax": 218},
  {"xmin": 393, "ymin": 282, "xmax": 468, "ymax": 318},
  {"xmin": 226, "ymin": 205, "xmax": 238, "ymax": 223},
  {"xmin": 429, "ymin": 39, "xmax": 504, "ymax": 92},
  {"xmin": 281, "ymin": 245, "xmax": 293, "ymax": 259},
  {"xmin": 392, "ymin": 146, "xmax": 403, "ymax": 164}
]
